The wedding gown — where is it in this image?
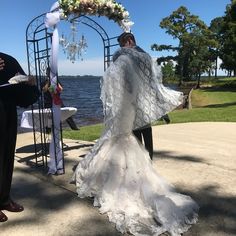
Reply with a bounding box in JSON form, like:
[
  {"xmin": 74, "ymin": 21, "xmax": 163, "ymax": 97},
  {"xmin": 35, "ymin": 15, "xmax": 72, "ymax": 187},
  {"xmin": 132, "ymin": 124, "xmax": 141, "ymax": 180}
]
[{"xmin": 72, "ymin": 47, "xmax": 198, "ymax": 236}]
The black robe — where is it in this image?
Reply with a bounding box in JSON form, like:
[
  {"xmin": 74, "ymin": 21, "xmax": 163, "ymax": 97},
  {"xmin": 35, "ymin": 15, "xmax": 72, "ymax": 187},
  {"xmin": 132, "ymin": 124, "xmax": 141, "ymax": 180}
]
[{"xmin": 0, "ymin": 52, "xmax": 39, "ymax": 108}]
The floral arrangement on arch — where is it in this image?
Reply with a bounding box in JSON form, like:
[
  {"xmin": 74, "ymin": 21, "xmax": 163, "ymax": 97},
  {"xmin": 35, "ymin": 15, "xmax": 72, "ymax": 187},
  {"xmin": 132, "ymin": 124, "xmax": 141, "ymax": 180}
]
[{"xmin": 59, "ymin": 0, "xmax": 133, "ymax": 31}]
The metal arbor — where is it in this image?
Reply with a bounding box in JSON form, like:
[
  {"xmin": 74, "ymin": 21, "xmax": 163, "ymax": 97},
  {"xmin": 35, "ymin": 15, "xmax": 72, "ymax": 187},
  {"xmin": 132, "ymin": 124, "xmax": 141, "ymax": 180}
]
[{"xmin": 26, "ymin": 13, "xmax": 119, "ymax": 173}]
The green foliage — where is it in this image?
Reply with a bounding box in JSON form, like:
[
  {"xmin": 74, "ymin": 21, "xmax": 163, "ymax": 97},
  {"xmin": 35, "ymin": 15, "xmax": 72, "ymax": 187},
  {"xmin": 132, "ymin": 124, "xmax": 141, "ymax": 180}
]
[
  {"xmin": 159, "ymin": 6, "xmax": 206, "ymax": 38},
  {"xmin": 151, "ymin": 44, "xmax": 179, "ymax": 51},
  {"xmin": 169, "ymin": 105, "xmax": 236, "ymax": 123},
  {"xmin": 161, "ymin": 61, "xmax": 177, "ymax": 81},
  {"xmin": 152, "ymin": 6, "xmax": 218, "ymax": 85},
  {"xmin": 153, "ymin": 1, "xmax": 236, "ymax": 79},
  {"xmin": 192, "ymin": 87, "xmax": 236, "ymax": 108},
  {"xmin": 63, "ymin": 123, "xmax": 104, "ymax": 141},
  {"xmin": 171, "ymin": 77, "xmax": 236, "ymax": 122},
  {"xmin": 156, "ymin": 56, "xmax": 178, "ymax": 65},
  {"xmin": 216, "ymin": 0, "xmax": 236, "ymax": 75}
]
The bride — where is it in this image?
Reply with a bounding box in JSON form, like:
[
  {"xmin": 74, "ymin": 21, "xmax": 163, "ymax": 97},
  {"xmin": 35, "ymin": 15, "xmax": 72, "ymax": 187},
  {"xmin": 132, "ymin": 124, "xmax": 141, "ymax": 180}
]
[{"xmin": 72, "ymin": 32, "xmax": 199, "ymax": 236}]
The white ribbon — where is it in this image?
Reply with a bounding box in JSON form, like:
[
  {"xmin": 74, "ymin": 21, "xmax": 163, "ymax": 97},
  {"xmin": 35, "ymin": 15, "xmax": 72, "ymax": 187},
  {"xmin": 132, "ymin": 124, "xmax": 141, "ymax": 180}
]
[
  {"xmin": 50, "ymin": 26, "xmax": 59, "ymax": 86},
  {"xmin": 45, "ymin": 1, "xmax": 63, "ymax": 174},
  {"xmin": 45, "ymin": 11, "xmax": 60, "ymax": 28},
  {"xmin": 45, "ymin": 1, "xmax": 60, "ymax": 27}
]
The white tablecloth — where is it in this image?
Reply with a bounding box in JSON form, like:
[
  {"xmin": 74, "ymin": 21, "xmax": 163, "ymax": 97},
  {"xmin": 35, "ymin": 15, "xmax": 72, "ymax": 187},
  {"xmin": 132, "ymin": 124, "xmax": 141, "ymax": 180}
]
[{"xmin": 21, "ymin": 107, "xmax": 77, "ymax": 129}]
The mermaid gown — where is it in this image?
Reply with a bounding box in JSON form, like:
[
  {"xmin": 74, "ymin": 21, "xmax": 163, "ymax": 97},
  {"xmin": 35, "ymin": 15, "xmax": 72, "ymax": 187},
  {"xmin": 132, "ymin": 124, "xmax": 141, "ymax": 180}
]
[{"xmin": 72, "ymin": 47, "xmax": 199, "ymax": 236}]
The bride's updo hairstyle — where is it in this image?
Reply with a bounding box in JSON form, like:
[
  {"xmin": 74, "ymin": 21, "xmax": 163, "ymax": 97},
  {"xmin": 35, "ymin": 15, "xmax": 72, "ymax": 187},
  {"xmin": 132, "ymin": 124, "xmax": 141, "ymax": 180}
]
[{"xmin": 117, "ymin": 32, "xmax": 136, "ymax": 46}]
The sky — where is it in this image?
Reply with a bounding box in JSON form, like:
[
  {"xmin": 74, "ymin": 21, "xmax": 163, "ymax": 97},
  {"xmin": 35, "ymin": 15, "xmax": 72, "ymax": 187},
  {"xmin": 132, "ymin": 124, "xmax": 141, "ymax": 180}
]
[{"xmin": 0, "ymin": 0, "xmax": 231, "ymax": 76}]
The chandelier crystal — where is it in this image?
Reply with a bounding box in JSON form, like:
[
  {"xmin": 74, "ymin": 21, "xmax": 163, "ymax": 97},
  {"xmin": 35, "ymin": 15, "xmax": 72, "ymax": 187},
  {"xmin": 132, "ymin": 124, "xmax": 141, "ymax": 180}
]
[{"xmin": 59, "ymin": 20, "xmax": 88, "ymax": 63}]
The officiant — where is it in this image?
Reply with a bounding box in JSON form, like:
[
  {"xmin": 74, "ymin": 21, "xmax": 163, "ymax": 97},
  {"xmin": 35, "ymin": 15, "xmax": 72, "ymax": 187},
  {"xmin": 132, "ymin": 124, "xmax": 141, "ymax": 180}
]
[{"xmin": 0, "ymin": 52, "xmax": 39, "ymax": 222}]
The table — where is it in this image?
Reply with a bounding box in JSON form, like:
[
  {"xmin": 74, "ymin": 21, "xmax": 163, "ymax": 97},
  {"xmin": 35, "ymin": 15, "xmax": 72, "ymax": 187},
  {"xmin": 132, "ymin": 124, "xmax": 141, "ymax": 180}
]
[
  {"xmin": 21, "ymin": 107, "xmax": 77, "ymax": 129},
  {"xmin": 20, "ymin": 106, "xmax": 78, "ymax": 174}
]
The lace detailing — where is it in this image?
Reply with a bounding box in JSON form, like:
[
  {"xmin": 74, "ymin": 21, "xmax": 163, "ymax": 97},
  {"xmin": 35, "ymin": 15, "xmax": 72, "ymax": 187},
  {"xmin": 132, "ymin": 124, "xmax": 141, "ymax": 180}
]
[
  {"xmin": 73, "ymin": 135, "xmax": 198, "ymax": 236},
  {"xmin": 104, "ymin": 47, "xmax": 184, "ymax": 130},
  {"xmin": 73, "ymin": 47, "xmax": 198, "ymax": 235}
]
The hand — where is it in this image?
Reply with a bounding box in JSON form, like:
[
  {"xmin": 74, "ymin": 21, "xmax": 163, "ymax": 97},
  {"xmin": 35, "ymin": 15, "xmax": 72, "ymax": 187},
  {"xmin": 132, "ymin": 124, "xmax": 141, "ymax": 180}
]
[
  {"xmin": 0, "ymin": 58, "xmax": 5, "ymax": 71},
  {"xmin": 26, "ymin": 75, "xmax": 36, "ymax": 86}
]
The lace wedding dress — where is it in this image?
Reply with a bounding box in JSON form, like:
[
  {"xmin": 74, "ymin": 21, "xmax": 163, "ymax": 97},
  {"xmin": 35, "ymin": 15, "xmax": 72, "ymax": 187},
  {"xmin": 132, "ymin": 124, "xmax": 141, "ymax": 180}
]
[{"xmin": 72, "ymin": 47, "xmax": 198, "ymax": 236}]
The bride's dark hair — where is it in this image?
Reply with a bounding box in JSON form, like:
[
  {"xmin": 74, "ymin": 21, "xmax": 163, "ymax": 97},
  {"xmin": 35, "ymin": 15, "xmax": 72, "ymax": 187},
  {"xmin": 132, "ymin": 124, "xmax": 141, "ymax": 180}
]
[{"xmin": 117, "ymin": 32, "xmax": 136, "ymax": 45}]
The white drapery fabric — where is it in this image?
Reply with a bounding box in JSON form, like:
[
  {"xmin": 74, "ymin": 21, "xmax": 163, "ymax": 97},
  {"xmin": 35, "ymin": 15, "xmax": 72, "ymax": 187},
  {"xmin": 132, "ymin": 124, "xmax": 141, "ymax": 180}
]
[
  {"xmin": 20, "ymin": 107, "xmax": 77, "ymax": 129},
  {"xmin": 45, "ymin": 2, "xmax": 63, "ymax": 174},
  {"xmin": 73, "ymin": 47, "xmax": 198, "ymax": 235}
]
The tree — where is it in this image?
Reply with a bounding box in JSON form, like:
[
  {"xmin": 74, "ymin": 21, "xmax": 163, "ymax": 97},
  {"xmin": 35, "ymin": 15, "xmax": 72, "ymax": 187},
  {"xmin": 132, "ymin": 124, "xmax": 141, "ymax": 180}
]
[
  {"xmin": 152, "ymin": 6, "xmax": 217, "ymax": 86},
  {"xmin": 209, "ymin": 17, "xmax": 225, "ymax": 77},
  {"xmin": 161, "ymin": 60, "xmax": 176, "ymax": 82},
  {"xmin": 219, "ymin": 0, "xmax": 236, "ymax": 76},
  {"xmin": 187, "ymin": 27, "xmax": 218, "ymax": 87}
]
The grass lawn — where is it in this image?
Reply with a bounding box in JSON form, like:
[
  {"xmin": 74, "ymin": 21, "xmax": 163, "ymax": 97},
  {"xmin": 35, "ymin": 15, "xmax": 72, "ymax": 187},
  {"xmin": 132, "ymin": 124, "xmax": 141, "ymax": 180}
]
[
  {"xmin": 63, "ymin": 77, "xmax": 236, "ymax": 141},
  {"xmin": 63, "ymin": 123, "xmax": 104, "ymax": 141},
  {"xmin": 170, "ymin": 78, "xmax": 236, "ymax": 123}
]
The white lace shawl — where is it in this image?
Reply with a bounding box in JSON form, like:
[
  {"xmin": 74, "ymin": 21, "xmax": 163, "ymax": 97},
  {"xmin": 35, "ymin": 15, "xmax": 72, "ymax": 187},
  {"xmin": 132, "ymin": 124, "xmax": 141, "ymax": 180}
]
[{"xmin": 101, "ymin": 46, "xmax": 183, "ymax": 136}]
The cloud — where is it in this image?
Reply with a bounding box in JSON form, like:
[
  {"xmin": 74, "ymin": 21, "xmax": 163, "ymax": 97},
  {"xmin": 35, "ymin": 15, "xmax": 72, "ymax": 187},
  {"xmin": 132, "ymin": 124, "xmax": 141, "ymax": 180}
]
[{"xmin": 216, "ymin": 58, "xmax": 227, "ymax": 76}]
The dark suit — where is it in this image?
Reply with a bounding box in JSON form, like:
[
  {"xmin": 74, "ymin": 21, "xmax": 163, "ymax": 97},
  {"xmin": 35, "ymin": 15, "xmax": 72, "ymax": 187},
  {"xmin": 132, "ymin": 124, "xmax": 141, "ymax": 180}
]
[
  {"xmin": 133, "ymin": 126, "xmax": 153, "ymax": 160},
  {"xmin": 0, "ymin": 52, "xmax": 26, "ymax": 206}
]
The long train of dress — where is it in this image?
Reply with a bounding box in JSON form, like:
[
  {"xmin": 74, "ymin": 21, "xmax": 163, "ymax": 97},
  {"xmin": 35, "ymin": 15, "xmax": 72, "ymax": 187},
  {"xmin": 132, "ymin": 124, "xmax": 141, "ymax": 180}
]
[
  {"xmin": 72, "ymin": 47, "xmax": 199, "ymax": 235},
  {"xmin": 73, "ymin": 133, "xmax": 198, "ymax": 235}
]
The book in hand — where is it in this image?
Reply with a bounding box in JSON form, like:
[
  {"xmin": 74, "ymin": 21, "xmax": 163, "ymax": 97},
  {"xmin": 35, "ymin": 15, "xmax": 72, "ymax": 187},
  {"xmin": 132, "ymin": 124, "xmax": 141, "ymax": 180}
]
[
  {"xmin": 0, "ymin": 74, "xmax": 29, "ymax": 87},
  {"xmin": 8, "ymin": 74, "xmax": 29, "ymax": 84},
  {"xmin": 0, "ymin": 76, "xmax": 40, "ymax": 108}
]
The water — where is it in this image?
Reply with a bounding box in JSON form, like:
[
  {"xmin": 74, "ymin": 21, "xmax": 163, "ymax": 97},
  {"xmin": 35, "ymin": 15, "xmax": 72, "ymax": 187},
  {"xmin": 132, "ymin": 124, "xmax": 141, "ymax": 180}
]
[
  {"xmin": 17, "ymin": 76, "xmax": 104, "ymax": 131},
  {"xmin": 60, "ymin": 76, "xmax": 103, "ymax": 126}
]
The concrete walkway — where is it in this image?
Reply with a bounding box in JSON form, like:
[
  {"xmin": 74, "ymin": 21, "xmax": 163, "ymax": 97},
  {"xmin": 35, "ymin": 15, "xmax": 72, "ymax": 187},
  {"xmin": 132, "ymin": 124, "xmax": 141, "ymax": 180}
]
[{"xmin": 1, "ymin": 122, "xmax": 236, "ymax": 236}]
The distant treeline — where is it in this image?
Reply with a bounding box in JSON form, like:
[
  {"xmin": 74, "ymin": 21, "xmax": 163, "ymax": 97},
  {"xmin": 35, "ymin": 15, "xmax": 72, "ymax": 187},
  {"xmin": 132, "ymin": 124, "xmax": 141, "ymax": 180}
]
[{"xmin": 59, "ymin": 75, "xmax": 102, "ymax": 79}]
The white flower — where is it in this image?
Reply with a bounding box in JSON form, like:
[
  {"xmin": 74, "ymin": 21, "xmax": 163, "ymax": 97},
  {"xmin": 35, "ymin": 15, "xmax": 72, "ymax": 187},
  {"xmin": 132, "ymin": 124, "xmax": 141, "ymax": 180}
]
[
  {"xmin": 122, "ymin": 11, "xmax": 129, "ymax": 19},
  {"xmin": 120, "ymin": 19, "xmax": 134, "ymax": 32},
  {"xmin": 59, "ymin": 0, "xmax": 133, "ymax": 31}
]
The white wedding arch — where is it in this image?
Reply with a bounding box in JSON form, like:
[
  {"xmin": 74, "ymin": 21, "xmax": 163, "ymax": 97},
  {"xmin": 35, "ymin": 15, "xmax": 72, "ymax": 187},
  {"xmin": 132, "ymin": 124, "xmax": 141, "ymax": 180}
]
[{"xmin": 25, "ymin": 0, "xmax": 133, "ymax": 174}]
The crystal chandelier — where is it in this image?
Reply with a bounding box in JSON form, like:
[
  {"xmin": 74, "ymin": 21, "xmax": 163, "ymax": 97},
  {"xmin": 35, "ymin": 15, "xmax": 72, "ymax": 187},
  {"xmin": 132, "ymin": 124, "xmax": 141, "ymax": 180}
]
[{"xmin": 59, "ymin": 20, "xmax": 88, "ymax": 63}]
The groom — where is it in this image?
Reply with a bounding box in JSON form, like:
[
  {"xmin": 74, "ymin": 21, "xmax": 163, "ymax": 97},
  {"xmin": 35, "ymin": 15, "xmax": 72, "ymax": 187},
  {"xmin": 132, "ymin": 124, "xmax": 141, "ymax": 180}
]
[{"xmin": 116, "ymin": 32, "xmax": 153, "ymax": 160}]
